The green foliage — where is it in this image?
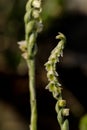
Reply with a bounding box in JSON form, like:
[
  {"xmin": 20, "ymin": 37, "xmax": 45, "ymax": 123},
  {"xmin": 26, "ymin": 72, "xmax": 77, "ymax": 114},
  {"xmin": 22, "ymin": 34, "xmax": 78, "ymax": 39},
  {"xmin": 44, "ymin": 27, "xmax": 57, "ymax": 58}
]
[
  {"xmin": 42, "ymin": 0, "xmax": 65, "ymax": 30},
  {"xmin": 79, "ymin": 114, "xmax": 87, "ymax": 130}
]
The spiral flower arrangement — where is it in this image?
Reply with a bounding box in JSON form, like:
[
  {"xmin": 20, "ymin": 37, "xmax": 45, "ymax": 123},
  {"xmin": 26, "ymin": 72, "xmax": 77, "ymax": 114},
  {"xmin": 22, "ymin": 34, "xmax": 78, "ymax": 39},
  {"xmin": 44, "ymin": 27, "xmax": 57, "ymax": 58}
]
[
  {"xmin": 24, "ymin": 0, "xmax": 43, "ymax": 59},
  {"xmin": 45, "ymin": 32, "xmax": 69, "ymax": 130},
  {"xmin": 17, "ymin": 0, "xmax": 69, "ymax": 130},
  {"xmin": 18, "ymin": 0, "xmax": 43, "ymax": 59},
  {"xmin": 18, "ymin": 0, "xmax": 43, "ymax": 130}
]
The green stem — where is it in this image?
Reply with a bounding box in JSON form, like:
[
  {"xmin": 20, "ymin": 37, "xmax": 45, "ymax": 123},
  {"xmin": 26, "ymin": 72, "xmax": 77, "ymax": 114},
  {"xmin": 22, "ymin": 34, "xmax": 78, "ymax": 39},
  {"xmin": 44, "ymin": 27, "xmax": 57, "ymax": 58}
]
[{"xmin": 27, "ymin": 59, "xmax": 37, "ymax": 130}]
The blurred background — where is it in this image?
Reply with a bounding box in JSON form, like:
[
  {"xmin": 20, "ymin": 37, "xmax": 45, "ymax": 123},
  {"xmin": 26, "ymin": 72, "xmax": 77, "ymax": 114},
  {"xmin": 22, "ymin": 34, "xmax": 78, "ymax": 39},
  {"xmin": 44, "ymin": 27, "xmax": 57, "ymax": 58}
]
[{"xmin": 0, "ymin": 0, "xmax": 87, "ymax": 130}]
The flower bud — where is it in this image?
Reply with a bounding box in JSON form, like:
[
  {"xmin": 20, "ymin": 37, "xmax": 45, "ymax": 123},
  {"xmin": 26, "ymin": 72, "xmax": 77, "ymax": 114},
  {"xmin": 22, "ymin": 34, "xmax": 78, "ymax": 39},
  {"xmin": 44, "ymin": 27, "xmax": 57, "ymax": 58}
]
[
  {"xmin": 26, "ymin": 21, "xmax": 35, "ymax": 34},
  {"xmin": 32, "ymin": 10, "xmax": 40, "ymax": 18},
  {"xmin": 36, "ymin": 22, "xmax": 43, "ymax": 33},
  {"xmin": 47, "ymin": 70, "xmax": 57, "ymax": 81},
  {"xmin": 58, "ymin": 99, "xmax": 66, "ymax": 107},
  {"xmin": 32, "ymin": 0, "xmax": 41, "ymax": 8},
  {"xmin": 22, "ymin": 52, "xmax": 28, "ymax": 59},
  {"xmin": 62, "ymin": 108, "xmax": 69, "ymax": 116},
  {"xmin": 45, "ymin": 61, "xmax": 52, "ymax": 71},
  {"xmin": 18, "ymin": 41, "xmax": 27, "ymax": 52},
  {"xmin": 62, "ymin": 119, "xmax": 69, "ymax": 130}
]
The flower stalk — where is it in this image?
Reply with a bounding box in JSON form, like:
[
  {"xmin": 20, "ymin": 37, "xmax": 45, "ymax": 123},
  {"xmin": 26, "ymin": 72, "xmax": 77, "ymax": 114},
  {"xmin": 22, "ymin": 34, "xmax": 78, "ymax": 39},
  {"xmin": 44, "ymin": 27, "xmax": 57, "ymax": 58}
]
[{"xmin": 18, "ymin": 0, "xmax": 43, "ymax": 130}]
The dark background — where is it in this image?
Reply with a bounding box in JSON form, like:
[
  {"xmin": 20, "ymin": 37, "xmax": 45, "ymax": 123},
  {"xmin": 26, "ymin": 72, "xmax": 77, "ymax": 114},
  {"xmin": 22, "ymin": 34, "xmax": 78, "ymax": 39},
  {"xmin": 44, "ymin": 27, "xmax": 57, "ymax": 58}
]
[{"xmin": 0, "ymin": 0, "xmax": 87, "ymax": 130}]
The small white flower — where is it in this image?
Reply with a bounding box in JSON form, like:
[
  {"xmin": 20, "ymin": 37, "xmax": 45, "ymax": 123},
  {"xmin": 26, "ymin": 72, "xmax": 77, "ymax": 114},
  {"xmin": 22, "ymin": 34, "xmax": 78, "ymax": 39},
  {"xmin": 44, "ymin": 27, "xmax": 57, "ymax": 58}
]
[
  {"xmin": 32, "ymin": 0, "xmax": 41, "ymax": 8},
  {"xmin": 62, "ymin": 108, "xmax": 69, "ymax": 116},
  {"xmin": 17, "ymin": 40, "xmax": 26, "ymax": 46},
  {"xmin": 56, "ymin": 32, "xmax": 65, "ymax": 40},
  {"xmin": 17, "ymin": 40, "xmax": 27, "ymax": 52},
  {"xmin": 32, "ymin": 10, "xmax": 40, "ymax": 18},
  {"xmin": 22, "ymin": 52, "xmax": 28, "ymax": 59},
  {"xmin": 60, "ymin": 51, "xmax": 63, "ymax": 57},
  {"xmin": 45, "ymin": 61, "xmax": 52, "ymax": 70},
  {"xmin": 47, "ymin": 70, "xmax": 57, "ymax": 81},
  {"xmin": 36, "ymin": 22, "xmax": 43, "ymax": 32},
  {"xmin": 47, "ymin": 70, "xmax": 54, "ymax": 77},
  {"xmin": 49, "ymin": 54, "xmax": 57, "ymax": 63},
  {"xmin": 54, "ymin": 71, "xmax": 58, "ymax": 77}
]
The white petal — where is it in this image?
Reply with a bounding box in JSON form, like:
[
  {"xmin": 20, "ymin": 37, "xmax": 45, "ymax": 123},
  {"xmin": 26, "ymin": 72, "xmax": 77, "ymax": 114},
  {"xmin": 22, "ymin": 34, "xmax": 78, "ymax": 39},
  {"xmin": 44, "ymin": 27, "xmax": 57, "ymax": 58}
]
[{"xmin": 32, "ymin": 0, "xmax": 41, "ymax": 8}]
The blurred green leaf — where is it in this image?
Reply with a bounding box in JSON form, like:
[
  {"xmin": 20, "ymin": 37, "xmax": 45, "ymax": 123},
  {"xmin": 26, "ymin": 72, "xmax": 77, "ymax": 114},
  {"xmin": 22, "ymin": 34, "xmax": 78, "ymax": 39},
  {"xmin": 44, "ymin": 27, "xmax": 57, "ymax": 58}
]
[
  {"xmin": 79, "ymin": 114, "xmax": 87, "ymax": 130},
  {"xmin": 42, "ymin": 0, "xmax": 64, "ymax": 30}
]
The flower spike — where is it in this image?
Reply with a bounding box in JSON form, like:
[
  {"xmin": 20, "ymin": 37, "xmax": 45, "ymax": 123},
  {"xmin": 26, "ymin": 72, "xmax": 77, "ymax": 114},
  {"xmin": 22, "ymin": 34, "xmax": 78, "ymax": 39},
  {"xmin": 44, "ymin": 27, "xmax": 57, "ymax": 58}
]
[{"xmin": 45, "ymin": 32, "xmax": 69, "ymax": 130}]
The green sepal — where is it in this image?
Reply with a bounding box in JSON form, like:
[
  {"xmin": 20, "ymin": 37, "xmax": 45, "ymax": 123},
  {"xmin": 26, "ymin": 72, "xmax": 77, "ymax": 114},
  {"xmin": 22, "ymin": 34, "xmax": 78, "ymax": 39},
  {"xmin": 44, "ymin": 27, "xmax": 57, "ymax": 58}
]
[
  {"xmin": 26, "ymin": 21, "xmax": 35, "ymax": 35},
  {"xmin": 28, "ymin": 33, "xmax": 37, "ymax": 59},
  {"xmin": 55, "ymin": 101, "xmax": 59, "ymax": 113},
  {"xmin": 24, "ymin": 9, "xmax": 32, "ymax": 23},
  {"xmin": 62, "ymin": 119, "xmax": 69, "ymax": 130},
  {"xmin": 57, "ymin": 109, "xmax": 63, "ymax": 125}
]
